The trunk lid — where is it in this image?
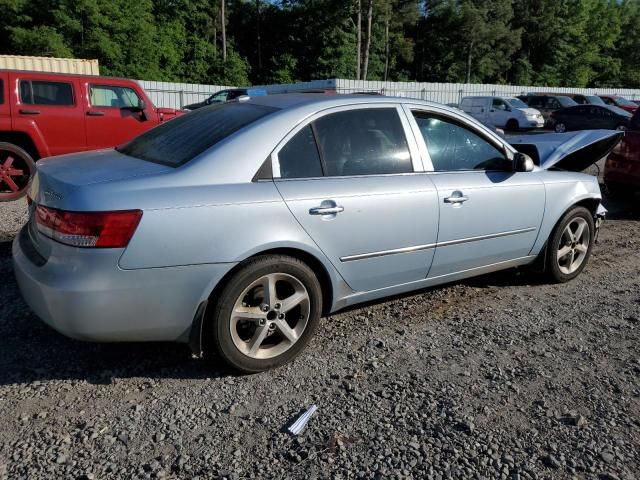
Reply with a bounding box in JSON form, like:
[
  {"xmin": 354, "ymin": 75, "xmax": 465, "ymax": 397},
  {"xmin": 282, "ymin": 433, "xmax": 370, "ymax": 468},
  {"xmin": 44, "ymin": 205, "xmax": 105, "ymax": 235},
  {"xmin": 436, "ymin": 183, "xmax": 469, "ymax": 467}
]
[
  {"xmin": 32, "ymin": 149, "xmax": 172, "ymax": 209},
  {"xmin": 508, "ymin": 130, "xmax": 624, "ymax": 171}
]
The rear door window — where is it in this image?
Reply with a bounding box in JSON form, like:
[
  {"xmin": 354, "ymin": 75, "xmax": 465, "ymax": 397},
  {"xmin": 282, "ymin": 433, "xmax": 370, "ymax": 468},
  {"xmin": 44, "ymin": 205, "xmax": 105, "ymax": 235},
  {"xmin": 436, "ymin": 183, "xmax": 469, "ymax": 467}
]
[
  {"xmin": 312, "ymin": 108, "xmax": 412, "ymax": 176},
  {"xmin": 118, "ymin": 102, "xmax": 277, "ymax": 167},
  {"xmin": 19, "ymin": 80, "xmax": 74, "ymax": 105},
  {"xmin": 278, "ymin": 126, "xmax": 324, "ymax": 178}
]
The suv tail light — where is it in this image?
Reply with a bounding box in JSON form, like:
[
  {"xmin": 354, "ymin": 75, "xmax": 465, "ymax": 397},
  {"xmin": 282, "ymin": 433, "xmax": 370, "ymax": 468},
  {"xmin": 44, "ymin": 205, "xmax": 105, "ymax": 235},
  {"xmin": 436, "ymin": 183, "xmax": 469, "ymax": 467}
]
[{"xmin": 35, "ymin": 205, "xmax": 142, "ymax": 248}]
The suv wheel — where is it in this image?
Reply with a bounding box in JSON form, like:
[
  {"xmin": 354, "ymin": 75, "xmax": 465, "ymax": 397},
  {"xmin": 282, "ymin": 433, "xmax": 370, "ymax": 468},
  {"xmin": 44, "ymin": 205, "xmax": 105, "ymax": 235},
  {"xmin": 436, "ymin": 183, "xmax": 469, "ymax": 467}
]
[
  {"xmin": 545, "ymin": 206, "xmax": 594, "ymax": 283},
  {"xmin": 210, "ymin": 255, "xmax": 322, "ymax": 373},
  {"xmin": 0, "ymin": 142, "xmax": 36, "ymax": 202}
]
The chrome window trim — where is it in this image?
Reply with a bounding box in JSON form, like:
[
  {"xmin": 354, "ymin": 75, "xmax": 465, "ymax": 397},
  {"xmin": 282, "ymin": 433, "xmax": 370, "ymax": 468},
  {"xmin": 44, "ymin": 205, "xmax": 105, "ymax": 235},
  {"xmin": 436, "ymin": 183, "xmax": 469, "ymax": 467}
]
[
  {"xmin": 340, "ymin": 226, "xmax": 537, "ymax": 262},
  {"xmin": 271, "ymin": 103, "xmax": 423, "ymax": 179}
]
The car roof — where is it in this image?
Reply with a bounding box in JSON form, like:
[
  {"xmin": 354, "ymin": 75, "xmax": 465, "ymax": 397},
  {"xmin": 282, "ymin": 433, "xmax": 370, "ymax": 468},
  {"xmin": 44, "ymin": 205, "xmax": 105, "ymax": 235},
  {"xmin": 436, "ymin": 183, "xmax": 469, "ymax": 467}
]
[
  {"xmin": 243, "ymin": 93, "xmax": 459, "ymax": 113},
  {"xmin": 0, "ymin": 68, "xmax": 136, "ymax": 82}
]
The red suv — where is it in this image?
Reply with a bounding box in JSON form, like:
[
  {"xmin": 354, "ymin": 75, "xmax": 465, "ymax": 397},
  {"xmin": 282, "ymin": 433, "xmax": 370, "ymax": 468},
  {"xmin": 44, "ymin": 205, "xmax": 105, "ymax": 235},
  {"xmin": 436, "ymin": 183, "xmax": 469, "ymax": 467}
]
[{"xmin": 0, "ymin": 70, "xmax": 183, "ymax": 200}]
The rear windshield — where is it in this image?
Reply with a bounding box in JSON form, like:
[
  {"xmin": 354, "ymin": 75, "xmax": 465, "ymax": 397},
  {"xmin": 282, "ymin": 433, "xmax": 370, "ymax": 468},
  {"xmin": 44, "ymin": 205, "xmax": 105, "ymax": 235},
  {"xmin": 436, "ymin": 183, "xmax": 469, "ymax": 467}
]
[{"xmin": 118, "ymin": 102, "xmax": 278, "ymax": 166}]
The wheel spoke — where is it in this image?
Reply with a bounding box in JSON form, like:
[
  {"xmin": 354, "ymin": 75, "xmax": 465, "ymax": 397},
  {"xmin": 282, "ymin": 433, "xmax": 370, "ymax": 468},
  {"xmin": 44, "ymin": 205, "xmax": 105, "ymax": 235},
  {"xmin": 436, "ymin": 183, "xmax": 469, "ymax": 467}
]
[
  {"xmin": 557, "ymin": 246, "xmax": 572, "ymax": 261},
  {"xmin": 574, "ymin": 221, "xmax": 586, "ymax": 242},
  {"xmin": 232, "ymin": 307, "xmax": 265, "ymax": 322},
  {"xmin": 247, "ymin": 325, "xmax": 269, "ymax": 356},
  {"xmin": 262, "ymin": 274, "xmax": 277, "ymax": 307},
  {"xmin": 568, "ymin": 249, "xmax": 576, "ymax": 267},
  {"xmin": 276, "ymin": 321, "xmax": 298, "ymax": 344},
  {"xmin": 280, "ymin": 291, "xmax": 307, "ymax": 313},
  {"xmin": 575, "ymin": 243, "xmax": 588, "ymax": 253}
]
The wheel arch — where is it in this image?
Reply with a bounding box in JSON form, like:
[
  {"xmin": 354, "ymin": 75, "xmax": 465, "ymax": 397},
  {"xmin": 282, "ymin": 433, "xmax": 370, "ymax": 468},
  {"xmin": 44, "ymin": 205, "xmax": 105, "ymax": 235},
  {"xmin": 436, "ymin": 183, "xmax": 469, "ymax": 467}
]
[
  {"xmin": 0, "ymin": 131, "xmax": 41, "ymax": 160},
  {"xmin": 531, "ymin": 195, "xmax": 601, "ymax": 272},
  {"xmin": 194, "ymin": 246, "xmax": 341, "ymax": 357}
]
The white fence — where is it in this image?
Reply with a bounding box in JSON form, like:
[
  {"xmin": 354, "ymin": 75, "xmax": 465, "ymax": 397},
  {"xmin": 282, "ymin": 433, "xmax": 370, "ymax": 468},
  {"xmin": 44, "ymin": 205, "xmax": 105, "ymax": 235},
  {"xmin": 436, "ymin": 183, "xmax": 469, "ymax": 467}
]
[{"xmin": 139, "ymin": 78, "xmax": 640, "ymax": 109}]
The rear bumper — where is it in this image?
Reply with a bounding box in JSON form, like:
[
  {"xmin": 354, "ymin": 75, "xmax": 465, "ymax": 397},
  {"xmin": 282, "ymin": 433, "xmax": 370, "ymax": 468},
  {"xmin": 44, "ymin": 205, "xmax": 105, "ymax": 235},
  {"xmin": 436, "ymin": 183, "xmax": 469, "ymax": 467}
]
[{"xmin": 13, "ymin": 227, "xmax": 234, "ymax": 342}]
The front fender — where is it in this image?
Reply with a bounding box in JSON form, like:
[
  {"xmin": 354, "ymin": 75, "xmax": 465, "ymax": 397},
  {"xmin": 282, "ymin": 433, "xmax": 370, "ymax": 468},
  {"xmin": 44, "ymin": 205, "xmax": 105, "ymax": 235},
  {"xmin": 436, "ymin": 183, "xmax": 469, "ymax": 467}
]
[{"xmin": 530, "ymin": 173, "xmax": 602, "ymax": 256}]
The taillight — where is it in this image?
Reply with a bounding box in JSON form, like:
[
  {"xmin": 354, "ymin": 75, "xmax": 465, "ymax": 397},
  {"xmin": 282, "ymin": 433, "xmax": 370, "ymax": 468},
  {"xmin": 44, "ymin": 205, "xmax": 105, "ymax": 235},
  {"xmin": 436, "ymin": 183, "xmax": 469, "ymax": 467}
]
[{"xmin": 35, "ymin": 205, "xmax": 142, "ymax": 248}]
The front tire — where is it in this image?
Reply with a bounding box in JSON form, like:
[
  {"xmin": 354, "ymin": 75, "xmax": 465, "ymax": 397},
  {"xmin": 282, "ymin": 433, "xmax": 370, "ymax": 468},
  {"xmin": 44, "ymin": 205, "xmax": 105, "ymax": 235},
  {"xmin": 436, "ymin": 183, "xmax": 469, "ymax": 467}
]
[
  {"xmin": 210, "ymin": 255, "xmax": 322, "ymax": 373},
  {"xmin": 545, "ymin": 206, "xmax": 595, "ymax": 283}
]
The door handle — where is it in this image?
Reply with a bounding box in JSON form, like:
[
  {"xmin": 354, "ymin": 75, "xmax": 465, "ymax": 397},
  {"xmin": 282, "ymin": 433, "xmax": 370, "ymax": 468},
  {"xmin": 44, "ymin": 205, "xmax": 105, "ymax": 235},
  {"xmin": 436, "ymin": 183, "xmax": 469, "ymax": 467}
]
[
  {"xmin": 19, "ymin": 109, "xmax": 40, "ymax": 115},
  {"xmin": 86, "ymin": 111, "xmax": 105, "ymax": 116},
  {"xmin": 309, "ymin": 205, "xmax": 344, "ymax": 215},
  {"xmin": 444, "ymin": 192, "xmax": 469, "ymax": 204}
]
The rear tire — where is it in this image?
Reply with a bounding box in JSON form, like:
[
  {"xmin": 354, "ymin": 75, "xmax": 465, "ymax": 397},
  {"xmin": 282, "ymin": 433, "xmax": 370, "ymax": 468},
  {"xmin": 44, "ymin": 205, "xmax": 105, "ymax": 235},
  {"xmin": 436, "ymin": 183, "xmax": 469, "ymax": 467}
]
[
  {"xmin": 209, "ymin": 255, "xmax": 322, "ymax": 373},
  {"xmin": 0, "ymin": 142, "xmax": 36, "ymax": 202},
  {"xmin": 545, "ymin": 206, "xmax": 594, "ymax": 283}
]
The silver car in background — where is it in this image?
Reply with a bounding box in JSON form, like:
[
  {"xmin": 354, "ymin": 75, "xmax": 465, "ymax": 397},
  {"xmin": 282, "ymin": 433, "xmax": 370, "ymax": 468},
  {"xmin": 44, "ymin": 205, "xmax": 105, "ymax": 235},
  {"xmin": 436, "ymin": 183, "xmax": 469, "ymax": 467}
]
[{"xmin": 13, "ymin": 95, "xmax": 621, "ymax": 372}]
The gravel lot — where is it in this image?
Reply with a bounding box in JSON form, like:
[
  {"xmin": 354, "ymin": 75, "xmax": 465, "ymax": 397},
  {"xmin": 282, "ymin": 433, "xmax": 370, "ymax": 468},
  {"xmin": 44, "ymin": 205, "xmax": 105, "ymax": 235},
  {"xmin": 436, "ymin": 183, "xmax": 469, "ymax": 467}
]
[{"xmin": 0, "ymin": 192, "xmax": 639, "ymax": 480}]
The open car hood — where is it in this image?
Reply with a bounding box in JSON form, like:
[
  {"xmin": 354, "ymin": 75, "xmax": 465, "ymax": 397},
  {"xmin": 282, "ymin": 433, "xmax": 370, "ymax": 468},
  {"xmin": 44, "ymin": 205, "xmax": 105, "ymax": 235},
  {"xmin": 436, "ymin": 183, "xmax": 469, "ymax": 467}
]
[{"xmin": 508, "ymin": 130, "xmax": 623, "ymax": 171}]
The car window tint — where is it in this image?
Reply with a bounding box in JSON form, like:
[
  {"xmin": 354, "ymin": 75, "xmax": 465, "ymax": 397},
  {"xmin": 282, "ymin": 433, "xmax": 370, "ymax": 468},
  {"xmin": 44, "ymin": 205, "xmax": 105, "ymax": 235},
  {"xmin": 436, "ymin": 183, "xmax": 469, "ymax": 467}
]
[
  {"xmin": 278, "ymin": 126, "xmax": 323, "ymax": 178},
  {"xmin": 412, "ymin": 112, "xmax": 510, "ymax": 172},
  {"xmin": 90, "ymin": 85, "xmax": 141, "ymax": 108},
  {"xmin": 312, "ymin": 108, "xmax": 412, "ymax": 176},
  {"xmin": 20, "ymin": 80, "xmax": 73, "ymax": 105},
  {"xmin": 118, "ymin": 103, "xmax": 278, "ymax": 167}
]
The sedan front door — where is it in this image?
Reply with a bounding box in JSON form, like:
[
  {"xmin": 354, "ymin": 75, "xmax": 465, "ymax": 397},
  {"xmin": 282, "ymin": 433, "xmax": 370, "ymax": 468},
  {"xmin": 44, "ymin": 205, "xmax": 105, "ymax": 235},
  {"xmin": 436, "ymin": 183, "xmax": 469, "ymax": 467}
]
[
  {"xmin": 406, "ymin": 107, "xmax": 545, "ymax": 279},
  {"xmin": 273, "ymin": 105, "xmax": 439, "ymax": 293}
]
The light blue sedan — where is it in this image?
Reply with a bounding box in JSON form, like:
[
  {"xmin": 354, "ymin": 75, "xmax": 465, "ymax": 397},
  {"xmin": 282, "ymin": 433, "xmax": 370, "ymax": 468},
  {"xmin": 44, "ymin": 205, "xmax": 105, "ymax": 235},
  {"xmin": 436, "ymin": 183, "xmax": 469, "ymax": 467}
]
[{"xmin": 13, "ymin": 94, "xmax": 621, "ymax": 372}]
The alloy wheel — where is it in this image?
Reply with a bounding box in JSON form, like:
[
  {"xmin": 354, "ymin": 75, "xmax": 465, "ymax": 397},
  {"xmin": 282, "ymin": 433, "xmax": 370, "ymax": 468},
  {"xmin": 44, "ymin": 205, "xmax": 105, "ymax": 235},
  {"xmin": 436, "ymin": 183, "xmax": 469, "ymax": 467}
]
[
  {"xmin": 0, "ymin": 146, "xmax": 34, "ymax": 202},
  {"xmin": 229, "ymin": 273, "xmax": 310, "ymax": 359},
  {"xmin": 556, "ymin": 217, "xmax": 590, "ymax": 275}
]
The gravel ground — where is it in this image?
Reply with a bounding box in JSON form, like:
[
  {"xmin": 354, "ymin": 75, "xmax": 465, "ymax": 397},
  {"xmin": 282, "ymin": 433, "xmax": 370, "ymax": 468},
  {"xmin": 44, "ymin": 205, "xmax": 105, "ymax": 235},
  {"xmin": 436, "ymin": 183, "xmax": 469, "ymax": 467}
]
[{"xmin": 0, "ymin": 192, "xmax": 639, "ymax": 480}]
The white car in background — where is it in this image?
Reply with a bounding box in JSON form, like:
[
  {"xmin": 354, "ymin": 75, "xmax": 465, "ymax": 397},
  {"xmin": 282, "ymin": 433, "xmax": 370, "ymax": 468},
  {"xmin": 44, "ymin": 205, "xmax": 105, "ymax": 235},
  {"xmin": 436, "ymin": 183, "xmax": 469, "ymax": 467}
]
[{"xmin": 460, "ymin": 96, "xmax": 544, "ymax": 131}]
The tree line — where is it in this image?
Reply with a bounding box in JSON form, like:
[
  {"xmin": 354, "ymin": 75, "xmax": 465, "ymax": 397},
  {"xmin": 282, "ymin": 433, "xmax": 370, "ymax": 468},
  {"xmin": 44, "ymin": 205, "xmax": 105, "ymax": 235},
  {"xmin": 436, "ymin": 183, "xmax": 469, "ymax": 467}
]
[{"xmin": 1, "ymin": 0, "xmax": 639, "ymax": 88}]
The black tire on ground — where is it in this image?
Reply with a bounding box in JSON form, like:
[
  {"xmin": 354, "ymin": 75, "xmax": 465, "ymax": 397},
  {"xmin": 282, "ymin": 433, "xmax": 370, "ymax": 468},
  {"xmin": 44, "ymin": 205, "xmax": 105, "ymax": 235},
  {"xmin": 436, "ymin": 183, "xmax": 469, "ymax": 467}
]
[
  {"xmin": 554, "ymin": 121, "xmax": 567, "ymax": 133},
  {"xmin": 545, "ymin": 206, "xmax": 595, "ymax": 283},
  {"xmin": 505, "ymin": 119, "xmax": 519, "ymax": 131},
  {"xmin": 209, "ymin": 255, "xmax": 323, "ymax": 373},
  {"xmin": 0, "ymin": 142, "xmax": 36, "ymax": 202}
]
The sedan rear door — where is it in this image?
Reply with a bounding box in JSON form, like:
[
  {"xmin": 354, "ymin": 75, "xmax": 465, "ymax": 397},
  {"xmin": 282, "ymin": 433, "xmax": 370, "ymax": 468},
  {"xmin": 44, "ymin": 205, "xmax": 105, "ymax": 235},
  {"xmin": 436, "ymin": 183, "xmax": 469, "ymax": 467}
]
[{"xmin": 273, "ymin": 105, "xmax": 439, "ymax": 293}]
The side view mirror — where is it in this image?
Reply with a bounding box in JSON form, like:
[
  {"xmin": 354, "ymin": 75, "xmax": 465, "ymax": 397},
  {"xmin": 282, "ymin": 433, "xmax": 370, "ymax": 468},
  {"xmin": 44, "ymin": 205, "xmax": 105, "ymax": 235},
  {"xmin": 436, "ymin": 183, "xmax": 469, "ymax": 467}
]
[
  {"xmin": 121, "ymin": 100, "xmax": 147, "ymax": 120},
  {"xmin": 513, "ymin": 152, "xmax": 535, "ymax": 172},
  {"xmin": 506, "ymin": 106, "xmax": 512, "ymax": 112}
]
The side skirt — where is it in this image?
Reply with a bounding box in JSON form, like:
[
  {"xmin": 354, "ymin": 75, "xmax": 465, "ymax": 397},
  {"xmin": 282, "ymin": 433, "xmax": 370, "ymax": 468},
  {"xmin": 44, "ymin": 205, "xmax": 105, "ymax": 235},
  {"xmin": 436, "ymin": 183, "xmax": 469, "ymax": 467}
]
[{"xmin": 333, "ymin": 255, "xmax": 537, "ymax": 311}]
